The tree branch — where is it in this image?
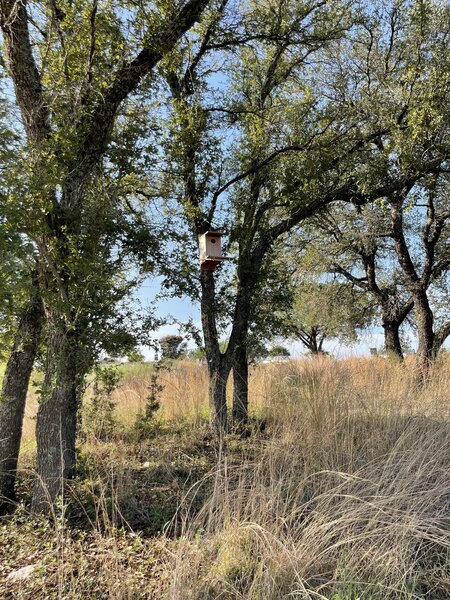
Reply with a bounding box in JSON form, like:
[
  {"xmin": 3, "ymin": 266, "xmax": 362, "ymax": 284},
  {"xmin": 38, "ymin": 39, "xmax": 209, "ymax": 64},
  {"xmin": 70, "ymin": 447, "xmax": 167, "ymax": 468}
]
[
  {"xmin": 433, "ymin": 320, "xmax": 450, "ymax": 356},
  {"xmin": 0, "ymin": 0, "xmax": 50, "ymax": 142},
  {"xmin": 68, "ymin": 0, "xmax": 211, "ymax": 194},
  {"xmin": 330, "ymin": 263, "xmax": 369, "ymax": 291}
]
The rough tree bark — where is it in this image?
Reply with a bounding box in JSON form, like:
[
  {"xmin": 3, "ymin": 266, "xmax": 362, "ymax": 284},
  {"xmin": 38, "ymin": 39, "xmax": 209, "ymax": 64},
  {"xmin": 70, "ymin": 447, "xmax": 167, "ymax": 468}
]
[
  {"xmin": 207, "ymin": 361, "xmax": 229, "ymax": 433},
  {"xmin": 413, "ymin": 290, "xmax": 435, "ymax": 372},
  {"xmin": 200, "ymin": 268, "xmax": 233, "ymax": 432},
  {"xmin": 0, "ymin": 290, "xmax": 43, "ymax": 512},
  {"xmin": 432, "ymin": 321, "xmax": 450, "ymax": 358},
  {"xmin": 32, "ymin": 324, "xmax": 80, "ymax": 511},
  {"xmin": 227, "ymin": 252, "xmax": 258, "ymax": 427},
  {"xmin": 382, "ymin": 317, "xmax": 404, "ymax": 359},
  {"xmin": 232, "ymin": 342, "xmax": 248, "ymax": 425}
]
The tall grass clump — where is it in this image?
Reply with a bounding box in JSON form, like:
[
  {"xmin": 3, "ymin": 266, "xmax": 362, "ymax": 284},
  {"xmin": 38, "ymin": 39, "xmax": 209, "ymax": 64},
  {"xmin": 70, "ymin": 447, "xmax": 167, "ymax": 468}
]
[{"xmin": 171, "ymin": 356, "xmax": 450, "ymax": 599}]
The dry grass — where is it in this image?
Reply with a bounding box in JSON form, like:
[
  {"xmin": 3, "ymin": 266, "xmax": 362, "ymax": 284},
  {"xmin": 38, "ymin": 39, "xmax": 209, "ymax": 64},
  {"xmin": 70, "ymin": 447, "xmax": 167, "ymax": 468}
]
[
  {"xmin": 1, "ymin": 355, "xmax": 449, "ymax": 599},
  {"xmin": 171, "ymin": 356, "xmax": 450, "ymax": 599},
  {"xmin": 113, "ymin": 361, "xmax": 211, "ymax": 426}
]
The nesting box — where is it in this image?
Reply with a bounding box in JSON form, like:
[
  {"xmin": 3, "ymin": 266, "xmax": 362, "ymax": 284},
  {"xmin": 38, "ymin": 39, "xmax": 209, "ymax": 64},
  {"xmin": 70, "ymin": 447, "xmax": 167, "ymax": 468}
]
[{"xmin": 198, "ymin": 231, "xmax": 226, "ymax": 271}]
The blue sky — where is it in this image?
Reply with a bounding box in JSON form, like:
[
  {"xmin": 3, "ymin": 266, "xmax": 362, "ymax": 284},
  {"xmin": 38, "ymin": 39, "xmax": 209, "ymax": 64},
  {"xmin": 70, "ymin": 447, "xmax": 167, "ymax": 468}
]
[{"xmin": 135, "ymin": 275, "xmax": 434, "ymax": 361}]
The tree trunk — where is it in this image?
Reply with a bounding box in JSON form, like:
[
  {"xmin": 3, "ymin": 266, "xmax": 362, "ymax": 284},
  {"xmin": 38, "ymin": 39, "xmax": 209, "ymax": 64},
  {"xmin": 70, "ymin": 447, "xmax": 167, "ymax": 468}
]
[
  {"xmin": 208, "ymin": 360, "xmax": 229, "ymax": 434},
  {"xmin": 297, "ymin": 327, "xmax": 326, "ymax": 355},
  {"xmin": 317, "ymin": 333, "xmax": 326, "ymax": 354},
  {"xmin": 432, "ymin": 321, "xmax": 450, "ymax": 359},
  {"xmin": 414, "ymin": 291, "xmax": 434, "ymax": 379},
  {"xmin": 309, "ymin": 328, "xmax": 319, "ymax": 354},
  {"xmin": 382, "ymin": 319, "xmax": 403, "ymax": 359},
  {"xmin": 0, "ymin": 293, "xmax": 43, "ymax": 512},
  {"xmin": 199, "ymin": 267, "xmax": 231, "ymax": 434},
  {"xmin": 32, "ymin": 323, "xmax": 81, "ymax": 511},
  {"xmin": 232, "ymin": 343, "xmax": 248, "ymax": 425},
  {"xmin": 200, "ymin": 251, "xmax": 255, "ymax": 435}
]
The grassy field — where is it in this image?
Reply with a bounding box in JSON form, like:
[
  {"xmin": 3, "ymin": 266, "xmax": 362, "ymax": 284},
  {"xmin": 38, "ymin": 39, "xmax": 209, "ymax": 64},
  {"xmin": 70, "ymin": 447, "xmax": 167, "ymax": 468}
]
[{"xmin": 1, "ymin": 355, "xmax": 449, "ymax": 598}]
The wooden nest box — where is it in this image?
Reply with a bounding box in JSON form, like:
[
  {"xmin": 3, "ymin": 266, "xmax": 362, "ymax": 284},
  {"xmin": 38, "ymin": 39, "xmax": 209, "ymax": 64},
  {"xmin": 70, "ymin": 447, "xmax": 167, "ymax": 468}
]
[{"xmin": 198, "ymin": 231, "xmax": 228, "ymax": 271}]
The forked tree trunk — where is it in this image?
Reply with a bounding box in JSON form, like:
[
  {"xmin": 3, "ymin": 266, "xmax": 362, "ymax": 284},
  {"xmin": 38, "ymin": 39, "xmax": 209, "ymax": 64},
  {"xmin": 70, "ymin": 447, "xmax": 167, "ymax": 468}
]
[
  {"xmin": 382, "ymin": 319, "xmax": 403, "ymax": 359},
  {"xmin": 296, "ymin": 327, "xmax": 326, "ymax": 355},
  {"xmin": 32, "ymin": 323, "xmax": 81, "ymax": 511},
  {"xmin": 200, "ymin": 255, "xmax": 255, "ymax": 434},
  {"xmin": 200, "ymin": 268, "xmax": 231, "ymax": 434},
  {"xmin": 232, "ymin": 343, "xmax": 248, "ymax": 425},
  {"xmin": 0, "ymin": 292, "xmax": 43, "ymax": 512}
]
